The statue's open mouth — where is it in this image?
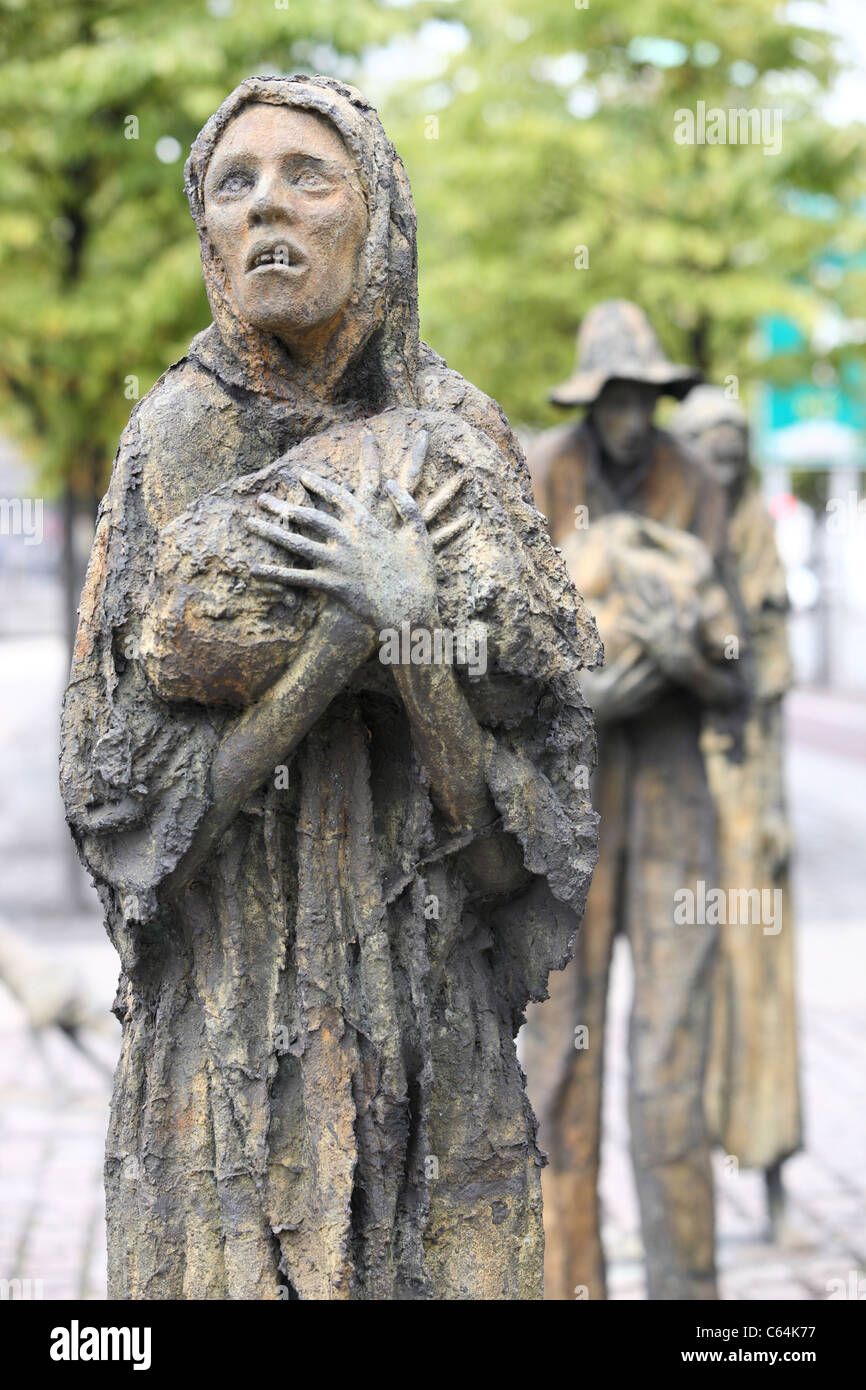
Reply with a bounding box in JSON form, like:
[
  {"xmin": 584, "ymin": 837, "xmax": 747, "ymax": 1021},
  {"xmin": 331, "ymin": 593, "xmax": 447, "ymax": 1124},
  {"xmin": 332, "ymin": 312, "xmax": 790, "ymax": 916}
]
[{"xmin": 246, "ymin": 241, "xmax": 306, "ymax": 274}]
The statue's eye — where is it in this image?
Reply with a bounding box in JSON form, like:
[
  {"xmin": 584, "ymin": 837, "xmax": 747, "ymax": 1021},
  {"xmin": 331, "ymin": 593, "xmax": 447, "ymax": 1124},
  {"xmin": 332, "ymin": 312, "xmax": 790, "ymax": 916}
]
[
  {"xmin": 294, "ymin": 168, "xmax": 330, "ymax": 192},
  {"xmin": 219, "ymin": 171, "xmax": 251, "ymax": 196}
]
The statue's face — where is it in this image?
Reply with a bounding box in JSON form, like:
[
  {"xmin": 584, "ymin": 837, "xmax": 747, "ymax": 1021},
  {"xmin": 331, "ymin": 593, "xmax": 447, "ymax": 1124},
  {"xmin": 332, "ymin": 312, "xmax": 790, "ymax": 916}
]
[
  {"xmin": 591, "ymin": 380, "xmax": 659, "ymax": 466},
  {"xmin": 696, "ymin": 420, "xmax": 749, "ymax": 488},
  {"xmin": 203, "ymin": 103, "xmax": 368, "ymax": 350}
]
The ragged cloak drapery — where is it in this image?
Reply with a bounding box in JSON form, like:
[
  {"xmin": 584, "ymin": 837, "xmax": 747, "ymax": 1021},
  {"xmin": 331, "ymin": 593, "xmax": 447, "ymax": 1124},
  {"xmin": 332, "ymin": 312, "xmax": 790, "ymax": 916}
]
[
  {"xmin": 59, "ymin": 75, "xmax": 600, "ymax": 1300},
  {"xmin": 701, "ymin": 483, "xmax": 801, "ymax": 1170}
]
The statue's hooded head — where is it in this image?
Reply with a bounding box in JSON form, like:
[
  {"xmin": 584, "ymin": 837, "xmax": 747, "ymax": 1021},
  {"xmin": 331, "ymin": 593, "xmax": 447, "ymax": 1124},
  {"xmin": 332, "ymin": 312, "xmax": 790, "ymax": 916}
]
[{"xmin": 185, "ymin": 76, "xmax": 420, "ymax": 409}]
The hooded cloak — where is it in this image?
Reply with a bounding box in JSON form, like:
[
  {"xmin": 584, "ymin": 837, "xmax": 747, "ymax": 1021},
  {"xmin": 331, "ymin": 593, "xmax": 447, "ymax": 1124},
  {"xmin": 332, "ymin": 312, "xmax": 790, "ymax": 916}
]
[{"xmin": 60, "ymin": 76, "xmax": 599, "ymax": 1300}]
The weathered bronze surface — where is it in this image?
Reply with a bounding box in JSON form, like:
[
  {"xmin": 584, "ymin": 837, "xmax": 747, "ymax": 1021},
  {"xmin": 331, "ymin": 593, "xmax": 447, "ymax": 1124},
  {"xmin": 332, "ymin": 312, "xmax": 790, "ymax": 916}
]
[
  {"xmin": 59, "ymin": 77, "xmax": 600, "ymax": 1300},
  {"xmin": 522, "ymin": 301, "xmax": 748, "ymax": 1301},
  {"xmin": 672, "ymin": 387, "xmax": 801, "ymax": 1187}
]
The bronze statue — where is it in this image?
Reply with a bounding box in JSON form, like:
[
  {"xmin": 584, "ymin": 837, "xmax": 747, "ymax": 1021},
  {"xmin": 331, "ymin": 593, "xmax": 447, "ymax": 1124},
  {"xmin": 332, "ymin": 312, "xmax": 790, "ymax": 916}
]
[
  {"xmin": 671, "ymin": 386, "xmax": 801, "ymax": 1233},
  {"xmin": 59, "ymin": 77, "xmax": 600, "ymax": 1300},
  {"xmin": 522, "ymin": 300, "xmax": 748, "ymax": 1300}
]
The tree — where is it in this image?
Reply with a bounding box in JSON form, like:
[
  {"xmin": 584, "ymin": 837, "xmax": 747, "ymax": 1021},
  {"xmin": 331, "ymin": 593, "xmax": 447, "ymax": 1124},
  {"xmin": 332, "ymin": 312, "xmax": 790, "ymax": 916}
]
[{"xmin": 384, "ymin": 0, "xmax": 864, "ymax": 428}]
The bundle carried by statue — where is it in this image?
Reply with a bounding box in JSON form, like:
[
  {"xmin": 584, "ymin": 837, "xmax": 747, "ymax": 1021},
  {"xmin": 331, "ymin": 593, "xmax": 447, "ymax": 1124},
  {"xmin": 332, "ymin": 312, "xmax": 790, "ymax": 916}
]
[
  {"xmin": 141, "ymin": 407, "xmax": 595, "ymax": 709},
  {"xmin": 561, "ymin": 511, "xmax": 739, "ymax": 713}
]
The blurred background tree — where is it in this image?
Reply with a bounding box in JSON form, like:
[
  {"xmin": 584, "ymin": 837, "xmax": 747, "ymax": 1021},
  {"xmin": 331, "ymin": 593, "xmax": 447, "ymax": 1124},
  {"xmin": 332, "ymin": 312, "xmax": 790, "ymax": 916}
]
[
  {"xmin": 0, "ymin": 0, "xmax": 863, "ymax": 638},
  {"xmin": 386, "ymin": 0, "xmax": 864, "ymax": 427}
]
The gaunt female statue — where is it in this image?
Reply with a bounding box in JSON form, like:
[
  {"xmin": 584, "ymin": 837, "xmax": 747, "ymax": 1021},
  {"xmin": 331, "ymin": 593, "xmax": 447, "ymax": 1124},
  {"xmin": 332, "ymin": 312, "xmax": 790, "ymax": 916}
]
[{"xmin": 60, "ymin": 77, "xmax": 599, "ymax": 1300}]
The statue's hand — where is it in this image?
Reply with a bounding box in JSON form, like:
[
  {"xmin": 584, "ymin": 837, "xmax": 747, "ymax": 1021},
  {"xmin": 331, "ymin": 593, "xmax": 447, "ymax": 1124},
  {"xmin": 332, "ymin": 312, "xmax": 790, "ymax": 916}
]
[
  {"xmin": 619, "ymin": 573, "xmax": 701, "ymax": 678},
  {"xmin": 243, "ymin": 429, "xmax": 472, "ymax": 634}
]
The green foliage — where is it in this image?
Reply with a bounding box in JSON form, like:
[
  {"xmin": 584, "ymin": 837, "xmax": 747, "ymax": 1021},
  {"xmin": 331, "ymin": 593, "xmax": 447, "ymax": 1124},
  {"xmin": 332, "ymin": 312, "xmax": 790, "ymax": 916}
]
[
  {"xmin": 387, "ymin": 0, "xmax": 864, "ymax": 426},
  {"xmin": 0, "ymin": 0, "xmax": 863, "ymax": 498}
]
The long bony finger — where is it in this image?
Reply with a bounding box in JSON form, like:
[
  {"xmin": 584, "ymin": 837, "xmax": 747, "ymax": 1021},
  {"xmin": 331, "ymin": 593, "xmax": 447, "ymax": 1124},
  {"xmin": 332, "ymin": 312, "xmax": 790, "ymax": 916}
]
[
  {"xmin": 421, "ymin": 470, "xmax": 469, "ymax": 523},
  {"xmin": 249, "ymin": 562, "xmax": 344, "ymax": 597},
  {"xmin": 399, "ymin": 429, "xmax": 430, "ymax": 495},
  {"xmin": 245, "ymin": 515, "xmax": 331, "ymax": 564},
  {"xmin": 430, "ymin": 512, "xmax": 473, "ymax": 550},
  {"xmin": 257, "ymin": 495, "xmax": 344, "ymax": 541},
  {"xmin": 357, "ymin": 430, "xmax": 381, "ymax": 502}
]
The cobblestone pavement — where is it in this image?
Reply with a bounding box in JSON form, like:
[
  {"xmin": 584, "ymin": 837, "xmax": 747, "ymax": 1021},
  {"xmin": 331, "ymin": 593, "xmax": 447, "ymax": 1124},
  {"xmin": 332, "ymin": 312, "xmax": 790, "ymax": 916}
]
[{"xmin": 0, "ymin": 631, "xmax": 864, "ymax": 1301}]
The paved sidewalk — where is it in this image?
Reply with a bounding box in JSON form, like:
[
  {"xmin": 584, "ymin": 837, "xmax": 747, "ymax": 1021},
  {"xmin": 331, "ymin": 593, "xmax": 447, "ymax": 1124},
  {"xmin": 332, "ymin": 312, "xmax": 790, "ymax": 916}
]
[
  {"xmin": 0, "ymin": 631, "xmax": 864, "ymax": 1300},
  {"xmin": 0, "ymin": 632, "xmax": 116, "ymax": 1300},
  {"xmin": 0, "ymin": 969, "xmax": 113, "ymax": 1301},
  {"xmin": 601, "ymin": 928, "xmax": 866, "ymax": 1301}
]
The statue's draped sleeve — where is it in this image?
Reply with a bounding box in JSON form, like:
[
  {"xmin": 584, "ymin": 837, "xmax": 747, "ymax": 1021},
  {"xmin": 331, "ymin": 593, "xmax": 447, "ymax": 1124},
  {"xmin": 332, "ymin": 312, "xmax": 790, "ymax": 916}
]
[
  {"xmin": 431, "ymin": 410, "xmax": 600, "ymax": 1016},
  {"xmin": 59, "ymin": 406, "xmax": 223, "ymax": 955}
]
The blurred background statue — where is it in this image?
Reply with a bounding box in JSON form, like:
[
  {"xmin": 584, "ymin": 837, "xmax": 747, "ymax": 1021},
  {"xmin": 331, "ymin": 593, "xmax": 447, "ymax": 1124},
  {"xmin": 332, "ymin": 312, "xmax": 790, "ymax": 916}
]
[
  {"xmin": 522, "ymin": 300, "xmax": 749, "ymax": 1301},
  {"xmin": 672, "ymin": 386, "xmax": 802, "ymax": 1236},
  {"xmin": 59, "ymin": 77, "xmax": 600, "ymax": 1301}
]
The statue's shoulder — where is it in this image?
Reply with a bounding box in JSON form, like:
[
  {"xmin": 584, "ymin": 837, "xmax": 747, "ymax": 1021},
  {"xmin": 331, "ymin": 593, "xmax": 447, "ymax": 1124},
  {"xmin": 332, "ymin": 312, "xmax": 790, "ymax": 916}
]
[
  {"xmin": 114, "ymin": 356, "xmax": 251, "ymax": 526},
  {"xmin": 731, "ymin": 483, "xmax": 787, "ymax": 601},
  {"xmin": 650, "ymin": 427, "xmax": 728, "ymax": 552},
  {"xmin": 733, "ymin": 480, "xmax": 774, "ymax": 534},
  {"xmin": 651, "ymin": 426, "xmax": 708, "ymax": 484},
  {"xmin": 415, "ymin": 345, "xmax": 534, "ymax": 499},
  {"xmin": 526, "ymin": 421, "xmax": 585, "ymax": 484},
  {"xmin": 122, "ymin": 356, "xmax": 229, "ymax": 452}
]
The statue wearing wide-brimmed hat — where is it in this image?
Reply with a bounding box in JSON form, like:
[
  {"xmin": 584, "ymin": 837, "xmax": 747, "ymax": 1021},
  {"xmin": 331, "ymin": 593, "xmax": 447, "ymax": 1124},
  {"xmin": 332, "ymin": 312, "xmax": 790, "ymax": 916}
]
[
  {"xmin": 548, "ymin": 298, "xmax": 699, "ymax": 408},
  {"xmin": 522, "ymin": 300, "xmax": 749, "ymax": 1301},
  {"xmin": 672, "ymin": 386, "xmax": 802, "ymax": 1238},
  {"xmin": 532, "ymin": 300, "xmax": 702, "ymax": 538}
]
